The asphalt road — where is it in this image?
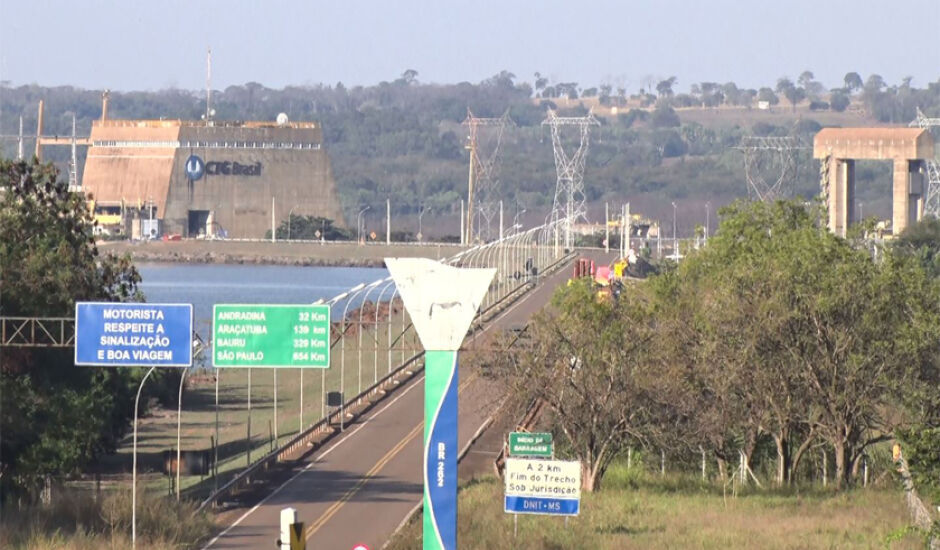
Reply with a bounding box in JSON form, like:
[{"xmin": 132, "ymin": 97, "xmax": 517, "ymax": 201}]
[{"xmin": 202, "ymin": 250, "xmax": 616, "ymax": 550}]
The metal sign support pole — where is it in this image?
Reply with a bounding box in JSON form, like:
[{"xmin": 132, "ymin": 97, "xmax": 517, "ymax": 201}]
[{"xmin": 132, "ymin": 365, "xmax": 157, "ymax": 550}]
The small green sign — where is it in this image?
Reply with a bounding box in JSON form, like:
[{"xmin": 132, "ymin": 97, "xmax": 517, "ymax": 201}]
[
  {"xmin": 212, "ymin": 304, "xmax": 330, "ymax": 368},
  {"xmin": 509, "ymin": 432, "xmax": 553, "ymax": 457}
]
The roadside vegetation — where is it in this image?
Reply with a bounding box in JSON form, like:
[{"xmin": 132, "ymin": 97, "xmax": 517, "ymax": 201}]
[
  {"xmin": 0, "ymin": 487, "xmax": 213, "ymax": 549},
  {"xmin": 473, "ymin": 199, "xmax": 940, "ymax": 545},
  {"xmin": 387, "ymin": 463, "xmax": 920, "ymax": 550}
]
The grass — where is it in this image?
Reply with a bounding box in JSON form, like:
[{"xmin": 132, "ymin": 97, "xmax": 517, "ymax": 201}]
[
  {"xmin": 96, "ymin": 319, "xmax": 422, "ymax": 498},
  {"xmin": 386, "ymin": 463, "xmax": 922, "ymax": 550},
  {"xmin": 0, "ymin": 487, "xmax": 214, "ymax": 550}
]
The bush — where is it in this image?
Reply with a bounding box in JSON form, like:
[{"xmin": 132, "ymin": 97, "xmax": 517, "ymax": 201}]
[{"xmin": 809, "ymin": 100, "xmax": 830, "ymax": 111}]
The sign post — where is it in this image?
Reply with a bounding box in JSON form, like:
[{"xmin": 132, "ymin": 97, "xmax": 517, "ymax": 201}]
[
  {"xmin": 74, "ymin": 302, "xmax": 194, "ymax": 550},
  {"xmin": 386, "ymin": 258, "xmax": 495, "ymax": 550}
]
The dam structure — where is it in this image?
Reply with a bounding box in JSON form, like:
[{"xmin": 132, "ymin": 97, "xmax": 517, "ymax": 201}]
[{"xmin": 82, "ymin": 115, "xmax": 344, "ymax": 239}]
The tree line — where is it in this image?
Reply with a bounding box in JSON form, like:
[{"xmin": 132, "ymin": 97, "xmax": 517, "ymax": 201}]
[
  {"xmin": 2, "ymin": 70, "xmax": 936, "ymax": 231},
  {"xmin": 493, "ymin": 200, "xmax": 940, "ymax": 494}
]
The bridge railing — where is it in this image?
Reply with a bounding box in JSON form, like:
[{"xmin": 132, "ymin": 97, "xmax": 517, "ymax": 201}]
[{"xmin": 194, "ymin": 220, "xmax": 570, "ymax": 510}]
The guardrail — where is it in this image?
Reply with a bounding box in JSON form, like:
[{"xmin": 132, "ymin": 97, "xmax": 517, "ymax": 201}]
[
  {"xmin": 196, "ymin": 250, "xmax": 575, "ymax": 511},
  {"xmin": 197, "ymin": 350, "xmax": 425, "ymax": 511}
]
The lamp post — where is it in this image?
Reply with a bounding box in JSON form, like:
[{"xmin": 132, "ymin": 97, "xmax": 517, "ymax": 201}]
[
  {"xmin": 418, "ymin": 205, "xmax": 431, "ymax": 241},
  {"xmin": 357, "ymin": 206, "xmax": 371, "ymax": 244},
  {"xmin": 672, "ymin": 201, "xmax": 677, "ymax": 259},
  {"xmin": 705, "ymin": 202, "xmax": 710, "ymax": 243},
  {"xmin": 512, "ymin": 208, "xmax": 526, "ymax": 229},
  {"xmin": 287, "ymin": 207, "xmax": 296, "ymax": 241}
]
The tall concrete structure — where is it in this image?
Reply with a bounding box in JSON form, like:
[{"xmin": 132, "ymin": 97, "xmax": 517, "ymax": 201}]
[
  {"xmin": 82, "ymin": 118, "xmax": 344, "ymax": 239},
  {"xmin": 814, "ymin": 128, "xmax": 934, "ymax": 236}
]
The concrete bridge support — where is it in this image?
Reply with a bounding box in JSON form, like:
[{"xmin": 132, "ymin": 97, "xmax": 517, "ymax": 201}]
[{"xmin": 814, "ymin": 128, "xmax": 933, "ymax": 237}]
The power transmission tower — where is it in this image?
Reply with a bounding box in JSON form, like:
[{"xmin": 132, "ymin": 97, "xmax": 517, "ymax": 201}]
[
  {"xmin": 733, "ymin": 134, "xmax": 807, "ymax": 202},
  {"xmin": 463, "ymin": 109, "xmax": 512, "ymax": 243},
  {"xmin": 910, "ymin": 108, "xmax": 940, "ymax": 218},
  {"xmin": 542, "ymin": 110, "xmax": 599, "ymax": 248}
]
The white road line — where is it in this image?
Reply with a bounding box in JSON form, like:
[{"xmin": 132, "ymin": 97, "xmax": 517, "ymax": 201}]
[
  {"xmin": 201, "ymin": 374, "xmax": 425, "ymax": 549},
  {"xmin": 205, "ymin": 259, "xmax": 572, "ymax": 549}
]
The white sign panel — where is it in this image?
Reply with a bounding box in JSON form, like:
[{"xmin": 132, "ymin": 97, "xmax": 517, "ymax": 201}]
[{"xmin": 504, "ymin": 458, "xmax": 581, "ymax": 516}]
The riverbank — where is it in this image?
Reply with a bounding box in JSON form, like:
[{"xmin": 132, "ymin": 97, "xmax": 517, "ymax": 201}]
[{"xmin": 99, "ymin": 240, "xmax": 465, "ymax": 267}]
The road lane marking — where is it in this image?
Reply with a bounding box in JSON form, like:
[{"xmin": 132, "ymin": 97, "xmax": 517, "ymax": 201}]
[
  {"xmin": 305, "ymin": 422, "xmax": 424, "ymax": 539},
  {"xmin": 203, "ymin": 262, "xmax": 571, "ymax": 549},
  {"xmin": 201, "ymin": 374, "xmax": 425, "ymax": 549},
  {"xmin": 302, "ymin": 373, "xmax": 478, "ymax": 542}
]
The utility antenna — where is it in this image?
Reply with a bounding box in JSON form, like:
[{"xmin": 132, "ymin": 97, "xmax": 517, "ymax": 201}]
[
  {"xmin": 542, "ymin": 109, "xmax": 599, "ymax": 249},
  {"xmin": 463, "ymin": 109, "xmax": 512, "ymax": 243},
  {"xmin": 910, "ymin": 108, "xmax": 940, "ymax": 218},
  {"xmin": 733, "ymin": 133, "xmax": 807, "ymax": 202},
  {"xmin": 205, "ymin": 47, "xmax": 212, "ymax": 125}
]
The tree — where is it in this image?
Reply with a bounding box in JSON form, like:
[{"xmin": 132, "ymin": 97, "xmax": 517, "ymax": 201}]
[
  {"xmin": 830, "ymin": 90, "xmax": 850, "ymax": 112},
  {"xmin": 656, "ymin": 76, "xmax": 677, "ymax": 97},
  {"xmin": 269, "ymin": 215, "xmax": 350, "ymax": 241},
  {"xmin": 650, "ymin": 105, "xmax": 680, "ymax": 128},
  {"xmin": 492, "ymin": 280, "xmax": 666, "ymax": 491},
  {"xmin": 844, "ymin": 72, "xmax": 863, "ymax": 93},
  {"xmin": 1, "ymin": 159, "xmax": 149, "ymax": 496},
  {"xmin": 798, "ymin": 70, "xmax": 815, "ymax": 90},
  {"xmin": 534, "ymin": 72, "xmax": 548, "ymax": 96},
  {"xmin": 758, "ymin": 87, "xmax": 779, "ymax": 106},
  {"xmin": 674, "ymin": 201, "xmax": 940, "ymax": 487}
]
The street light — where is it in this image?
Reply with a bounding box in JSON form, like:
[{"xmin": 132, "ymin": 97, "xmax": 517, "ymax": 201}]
[
  {"xmin": 705, "ymin": 202, "xmax": 710, "ymax": 242},
  {"xmin": 357, "ymin": 206, "xmax": 371, "ymax": 244},
  {"xmin": 418, "ymin": 205, "xmax": 431, "ymax": 241},
  {"xmin": 672, "ymin": 201, "xmax": 677, "ymax": 258},
  {"xmin": 512, "ymin": 208, "xmax": 526, "ymax": 230}
]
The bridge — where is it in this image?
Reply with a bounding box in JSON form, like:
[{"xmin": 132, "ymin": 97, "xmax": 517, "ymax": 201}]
[{"xmin": 196, "ymin": 238, "xmax": 616, "ymax": 549}]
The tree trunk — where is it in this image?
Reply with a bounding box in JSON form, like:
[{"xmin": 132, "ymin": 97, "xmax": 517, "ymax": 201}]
[
  {"xmin": 789, "ymin": 432, "xmax": 815, "ymax": 484},
  {"xmin": 833, "ymin": 441, "xmax": 847, "ymax": 489},
  {"xmin": 773, "ymin": 433, "xmax": 791, "ymax": 486},
  {"xmin": 582, "ymin": 461, "xmax": 598, "ymax": 492},
  {"xmin": 716, "ymin": 456, "xmax": 728, "ymax": 482}
]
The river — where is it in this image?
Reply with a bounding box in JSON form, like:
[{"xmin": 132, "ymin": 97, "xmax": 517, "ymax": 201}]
[{"xmin": 137, "ymin": 262, "xmax": 389, "ymax": 337}]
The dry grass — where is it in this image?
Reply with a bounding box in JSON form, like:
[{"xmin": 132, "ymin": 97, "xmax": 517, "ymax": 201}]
[
  {"xmin": 0, "ymin": 487, "xmax": 214, "ymax": 550},
  {"xmin": 387, "ymin": 466, "xmax": 922, "ymax": 550}
]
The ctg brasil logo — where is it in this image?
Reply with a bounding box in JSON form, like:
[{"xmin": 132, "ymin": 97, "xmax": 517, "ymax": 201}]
[{"xmin": 184, "ymin": 155, "xmax": 205, "ymax": 181}]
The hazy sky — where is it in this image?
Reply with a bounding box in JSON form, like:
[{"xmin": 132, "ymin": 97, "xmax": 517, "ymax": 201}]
[{"xmin": 1, "ymin": 0, "xmax": 937, "ymax": 93}]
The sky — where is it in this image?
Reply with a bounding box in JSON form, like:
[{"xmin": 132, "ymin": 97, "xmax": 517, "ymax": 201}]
[{"xmin": 0, "ymin": 0, "xmax": 937, "ymax": 93}]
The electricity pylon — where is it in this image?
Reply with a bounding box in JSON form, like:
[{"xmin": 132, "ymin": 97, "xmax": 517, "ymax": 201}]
[
  {"xmin": 542, "ymin": 109, "xmax": 599, "ymax": 249},
  {"xmin": 733, "ymin": 134, "xmax": 807, "ymax": 202},
  {"xmin": 910, "ymin": 108, "xmax": 940, "ymax": 218},
  {"xmin": 463, "ymin": 109, "xmax": 512, "ymax": 243}
]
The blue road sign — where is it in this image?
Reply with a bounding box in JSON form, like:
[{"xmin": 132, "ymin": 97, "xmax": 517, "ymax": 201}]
[
  {"xmin": 504, "ymin": 496, "xmax": 580, "ymax": 516},
  {"xmin": 75, "ymin": 302, "xmax": 193, "ymax": 367}
]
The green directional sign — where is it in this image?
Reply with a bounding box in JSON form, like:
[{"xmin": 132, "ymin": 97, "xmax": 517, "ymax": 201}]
[
  {"xmin": 212, "ymin": 304, "xmax": 330, "ymax": 368},
  {"xmin": 509, "ymin": 432, "xmax": 553, "ymax": 457}
]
